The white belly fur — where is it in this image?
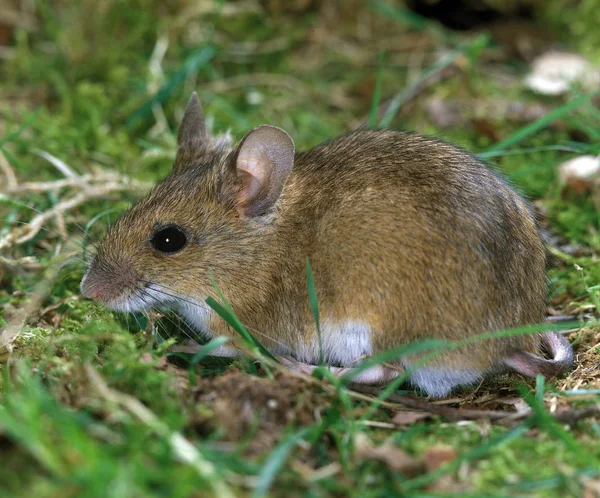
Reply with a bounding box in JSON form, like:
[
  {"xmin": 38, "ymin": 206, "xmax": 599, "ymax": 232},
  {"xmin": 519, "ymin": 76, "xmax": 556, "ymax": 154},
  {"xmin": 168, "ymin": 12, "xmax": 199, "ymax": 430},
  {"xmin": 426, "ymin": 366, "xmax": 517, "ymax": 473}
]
[
  {"xmin": 173, "ymin": 305, "xmax": 483, "ymax": 398},
  {"xmin": 293, "ymin": 320, "xmax": 374, "ymax": 366}
]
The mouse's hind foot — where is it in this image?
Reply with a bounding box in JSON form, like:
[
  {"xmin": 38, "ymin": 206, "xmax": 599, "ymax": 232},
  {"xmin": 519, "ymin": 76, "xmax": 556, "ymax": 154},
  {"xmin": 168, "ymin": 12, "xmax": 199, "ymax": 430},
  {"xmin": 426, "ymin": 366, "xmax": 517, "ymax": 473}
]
[{"xmin": 279, "ymin": 356, "xmax": 402, "ymax": 384}]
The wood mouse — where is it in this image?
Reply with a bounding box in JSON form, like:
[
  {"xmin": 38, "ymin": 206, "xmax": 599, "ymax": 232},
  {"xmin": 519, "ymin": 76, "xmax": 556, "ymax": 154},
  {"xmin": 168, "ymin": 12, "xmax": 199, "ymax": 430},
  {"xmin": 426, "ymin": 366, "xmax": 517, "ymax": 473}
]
[{"xmin": 81, "ymin": 93, "xmax": 573, "ymax": 398}]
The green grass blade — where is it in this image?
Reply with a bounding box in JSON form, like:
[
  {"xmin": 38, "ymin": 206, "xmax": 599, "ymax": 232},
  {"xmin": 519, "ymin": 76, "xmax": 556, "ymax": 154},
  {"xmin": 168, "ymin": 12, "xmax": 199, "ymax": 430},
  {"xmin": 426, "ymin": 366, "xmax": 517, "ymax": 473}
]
[
  {"xmin": 401, "ymin": 423, "xmax": 530, "ymax": 491},
  {"xmin": 306, "ymin": 257, "xmax": 323, "ymax": 365},
  {"xmin": 252, "ymin": 427, "xmax": 310, "ymax": 498},
  {"xmin": 205, "ymin": 296, "xmax": 277, "ymax": 363},
  {"xmin": 346, "ymin": 321, "xmax": 578, "ymax": 387},
  {"xmin": 341, "ymin": 338, "xmax": 448, "ymax": 384},
  {"xmin": 586, "ymin": 284, "xmax": 600, "ymax": 315},
  {"xmin": 368, "ymin": 0, "xmax": 432, "ymax": 31},
  {"xmin": 184, "ymin": 336, "xmax": 230, "ymax": 386},
  {"xmin": 379, "ymin": 33, "xmax": 488, "ymax": 129},
  {"xmin": 0, "ymin": 107, "xmax": 42, "ymax": 147},
  {"xmin": 484, "ymin": 92, "xmax": 598, "ymax": 154},
  {"xmin": 356, "ymin": 321, "xmax": 579, "ymax": 419},
  {"xmin": 190, "ymin": 336, "xmax": 229, "ymax": 365},
  {"xmin": 205, "ymin": 272, "xmax": 278, "ymax": 363},
  {"xmin": 535, "ymin": 374, "xmax": 545, "ymax": 405},
  {"xmin": 368, "ymin": 51, "xmax": 385, "ymax": 130},
  {"xmin": 82, "ymin": 207, "xmax": 119, "ymax": 263},
  {"xmin": 478, "ymin": 144, "xmax": 582, "ymax": 160},
  {"xmin": 126, "ymin": 46, "xmax": 216, "ymax": 128},
  {"xmin": 520, "ymin": 388, "xmax": 592, "ymax": 463}
]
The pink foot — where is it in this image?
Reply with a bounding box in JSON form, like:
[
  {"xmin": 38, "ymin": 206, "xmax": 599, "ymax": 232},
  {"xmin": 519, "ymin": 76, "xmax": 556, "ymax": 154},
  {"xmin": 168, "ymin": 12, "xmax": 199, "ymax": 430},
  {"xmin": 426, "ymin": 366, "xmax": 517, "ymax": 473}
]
[{"xmin": 279, "ymin": 356, "xmax": 402, "ymax": 384}]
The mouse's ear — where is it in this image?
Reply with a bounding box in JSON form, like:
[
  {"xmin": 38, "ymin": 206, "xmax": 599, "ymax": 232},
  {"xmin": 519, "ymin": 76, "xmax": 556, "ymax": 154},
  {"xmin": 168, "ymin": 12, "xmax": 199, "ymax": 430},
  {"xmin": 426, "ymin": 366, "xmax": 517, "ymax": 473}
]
[
  {"xmin": 229, "ymin": 125, "xmax": 295, "ymax": 218},
  {"xmin": 177, "ymin": 92, "xmax": 209, "ymax": 149}
]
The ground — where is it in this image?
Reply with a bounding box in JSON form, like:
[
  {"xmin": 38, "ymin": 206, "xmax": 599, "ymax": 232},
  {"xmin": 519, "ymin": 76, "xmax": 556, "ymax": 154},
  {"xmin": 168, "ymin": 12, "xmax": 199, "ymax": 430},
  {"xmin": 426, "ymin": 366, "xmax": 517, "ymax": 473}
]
[{"xmin": 1, "ymin": 1, "xmax": 600, "ymax": 497}]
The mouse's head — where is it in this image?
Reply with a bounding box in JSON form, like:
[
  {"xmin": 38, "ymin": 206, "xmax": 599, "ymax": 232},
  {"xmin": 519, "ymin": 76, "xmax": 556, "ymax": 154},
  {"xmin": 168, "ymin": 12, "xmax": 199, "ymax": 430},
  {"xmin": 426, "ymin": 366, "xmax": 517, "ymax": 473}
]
[{"xmin": 81, "ymin": 93, "xmax": 295, "ymax": 313}]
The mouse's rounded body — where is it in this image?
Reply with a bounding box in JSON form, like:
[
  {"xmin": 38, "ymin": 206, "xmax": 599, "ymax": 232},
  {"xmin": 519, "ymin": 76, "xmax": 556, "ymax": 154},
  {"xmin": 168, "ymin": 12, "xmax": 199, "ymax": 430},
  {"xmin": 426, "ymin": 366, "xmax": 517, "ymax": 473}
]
[
  {"xmin": 81, "ymin": 94, "xmax": 572, "ymax": 398},
  {"xmin": 226, "ymin": 130, "xmax": 547, "ymax": 396}
]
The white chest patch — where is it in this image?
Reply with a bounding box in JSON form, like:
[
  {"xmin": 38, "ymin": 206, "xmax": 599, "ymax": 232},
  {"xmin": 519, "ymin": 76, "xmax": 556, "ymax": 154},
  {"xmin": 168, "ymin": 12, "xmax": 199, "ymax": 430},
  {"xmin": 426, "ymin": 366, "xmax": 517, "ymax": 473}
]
[
  {"xmin": 143, "ymin": 285, "xmax": 215, "ymax": 340},
  {"xmin": 292, "ymin": 320, "xmax": 373, "ymax": 366},
  {"xmin": 175, "ymin": 300, "xmax": 215, "ymax": 339}
]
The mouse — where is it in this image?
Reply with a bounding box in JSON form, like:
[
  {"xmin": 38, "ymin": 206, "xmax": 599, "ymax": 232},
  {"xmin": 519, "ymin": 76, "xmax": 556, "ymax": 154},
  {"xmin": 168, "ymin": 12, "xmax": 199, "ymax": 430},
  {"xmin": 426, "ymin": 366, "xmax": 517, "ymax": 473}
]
[{"xmin": 81, "ymin": 92, "xmax": 574, "ymax": 398}]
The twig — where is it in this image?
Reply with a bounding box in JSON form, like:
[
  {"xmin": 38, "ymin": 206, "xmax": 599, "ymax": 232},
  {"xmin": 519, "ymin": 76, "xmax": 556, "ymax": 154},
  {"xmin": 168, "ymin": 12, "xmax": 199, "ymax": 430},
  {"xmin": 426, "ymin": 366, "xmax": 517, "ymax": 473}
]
[
  {"xmin": 0, "ymin": 255, "xmax": 42, "ymax": 271},
  {"xmin": 554, "ymin": 405, "xmax": 600, "ymax": 425},
  {"xmin": 4, "ymin": 175, "xmax": 93, "ymax": 194},
  {"xmin": 354, "ymin": 59, "xmax": 460, "ymax": 129},
  {"xmin": 14, "ymin": 190, "xmax": 102, "ymax": 245},
  {"xmin": 0, "ymin": 176, "xmax": 150, "ymax": 250},
  {"xmin": 349, "ymin": 384, "xmax": 516, "ymax": 421},
  {"xmin": 34, "ymin": 149, "xmax": 92, "ymax": 191},
  {"xmin": 0, "ymin": 258, "xmax": 62, "ymax": 358},
  {"xmin": 174, "ymin": 0, "xmax": 261, "ymax": 29},
  {"xmin": 55, "ymin": 212, "xmax": 68, "ymax": 240},
  {"xmin": 350, "ymin": 385, "xmax": 600, "ymax": 425},
  {"xmin": 3, "ymin": 171, "xmax": 145, "ymax": 194},
  {"xmin": 84, "ymin": 364, "xmax": 235, "ymax": 498},
  {"xmin": 547, "ymin": 314, "xmax": 591, "ymax": 324},
  {"xmin": 0, "ymin": 149, "xmax": 18, "ymax": 190}
]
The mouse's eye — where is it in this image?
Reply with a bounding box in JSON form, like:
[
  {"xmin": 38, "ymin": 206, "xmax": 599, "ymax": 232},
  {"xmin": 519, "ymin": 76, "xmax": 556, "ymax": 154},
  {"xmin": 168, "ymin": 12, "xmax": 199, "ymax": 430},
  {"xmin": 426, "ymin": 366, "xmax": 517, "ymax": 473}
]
[{"xmin": 151, "ymin": 225, "xmax": 188, "ymax": 254}]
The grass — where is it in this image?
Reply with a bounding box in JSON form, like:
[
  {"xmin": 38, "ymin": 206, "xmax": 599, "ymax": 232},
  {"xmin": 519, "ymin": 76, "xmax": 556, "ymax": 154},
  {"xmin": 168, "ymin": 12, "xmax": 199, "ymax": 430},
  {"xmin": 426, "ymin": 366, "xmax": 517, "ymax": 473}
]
[{"xmin": 1, "ymin": 1, "xmax": 600, "ymax": 497}]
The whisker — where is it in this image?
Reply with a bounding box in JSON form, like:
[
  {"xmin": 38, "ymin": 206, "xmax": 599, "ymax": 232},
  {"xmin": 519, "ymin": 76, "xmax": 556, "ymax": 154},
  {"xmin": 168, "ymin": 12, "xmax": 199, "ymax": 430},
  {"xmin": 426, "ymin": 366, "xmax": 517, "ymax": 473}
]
[
  {"xmin": 132, "ymin": 313, "xmax": 143, "ymax": 331},
  {"xmin": 138, "ymin": 290, "xmax": 204, "ymax": 344},
  {"xmin": 139, "ymin": 281, "xmax": 216, "ymax": 314},
  {"xmin": 142, "ymin": 281, "xmax": 293, "ymax": 353}
]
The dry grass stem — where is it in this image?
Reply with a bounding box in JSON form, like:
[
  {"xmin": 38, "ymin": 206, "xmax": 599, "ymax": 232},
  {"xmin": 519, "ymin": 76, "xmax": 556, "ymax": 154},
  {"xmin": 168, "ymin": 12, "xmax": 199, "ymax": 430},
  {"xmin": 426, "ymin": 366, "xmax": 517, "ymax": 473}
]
[
  {"xmin": 84, "ymin": 363, "xmax": 236, "ymax": 498},
  {"xmin": 0, "ymin": 169, "xmax": 151, "ymax": 251},
  {"xmin": 0, "ymin": 149, "xmax": 18, "ymax": 189}
]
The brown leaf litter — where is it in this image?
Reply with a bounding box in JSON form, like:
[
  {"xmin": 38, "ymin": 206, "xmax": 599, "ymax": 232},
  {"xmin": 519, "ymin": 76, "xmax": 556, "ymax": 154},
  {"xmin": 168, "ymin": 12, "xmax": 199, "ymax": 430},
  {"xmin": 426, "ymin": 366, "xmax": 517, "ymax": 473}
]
[
  {"xmin": 188, "ymin": 369, "xmax": 327, "ymax": 454},
  {"xmin": 354, "ymin": 432, "xmax": 424, "ymax": 476},
  {"xmin": 354, "ymin": 433, "xmax": 467, "ymax": 491}
]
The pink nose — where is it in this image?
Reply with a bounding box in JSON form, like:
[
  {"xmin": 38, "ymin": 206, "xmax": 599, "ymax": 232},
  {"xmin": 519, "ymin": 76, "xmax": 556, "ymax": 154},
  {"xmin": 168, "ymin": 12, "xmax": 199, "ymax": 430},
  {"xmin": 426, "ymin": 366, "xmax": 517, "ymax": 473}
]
[
  {"xmin": 87, "ymin": 288, "xmax": 103, "ymax": 300},
  {"xmin": 81, "ymin": 263, "xmax": 139, "ymax": 303},
  {"xmin": 81, "ymin": 274, "xmax": 107, "ymax": 301}
]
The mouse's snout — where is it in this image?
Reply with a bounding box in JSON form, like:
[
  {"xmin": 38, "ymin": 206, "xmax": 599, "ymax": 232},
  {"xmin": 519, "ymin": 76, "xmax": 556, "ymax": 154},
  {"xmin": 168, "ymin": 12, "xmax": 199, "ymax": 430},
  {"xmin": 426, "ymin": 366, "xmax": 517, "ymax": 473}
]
[
  {"xmin": 80, "ymin": 274, "xmax": 111, "ymax": 301},
  {"xmin": 80, "ymin": 259, "xmax": 142, "ymax": 307}
]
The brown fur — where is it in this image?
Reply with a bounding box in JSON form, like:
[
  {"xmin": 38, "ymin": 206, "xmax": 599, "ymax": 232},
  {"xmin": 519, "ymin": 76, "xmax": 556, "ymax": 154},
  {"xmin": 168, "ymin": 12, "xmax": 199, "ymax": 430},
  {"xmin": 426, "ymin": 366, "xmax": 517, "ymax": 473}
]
[{"xmin": 82, "ymin": 98, "xmax": 568, "ymax": 395}]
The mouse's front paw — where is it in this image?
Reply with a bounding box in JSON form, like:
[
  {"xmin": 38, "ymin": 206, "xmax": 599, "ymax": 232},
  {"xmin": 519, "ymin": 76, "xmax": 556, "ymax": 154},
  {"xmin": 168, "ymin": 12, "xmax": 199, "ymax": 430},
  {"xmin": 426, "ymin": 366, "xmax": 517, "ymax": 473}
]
[{"xmin": 278, "ymin": 356, "xmax": 318, "ymax": 376}]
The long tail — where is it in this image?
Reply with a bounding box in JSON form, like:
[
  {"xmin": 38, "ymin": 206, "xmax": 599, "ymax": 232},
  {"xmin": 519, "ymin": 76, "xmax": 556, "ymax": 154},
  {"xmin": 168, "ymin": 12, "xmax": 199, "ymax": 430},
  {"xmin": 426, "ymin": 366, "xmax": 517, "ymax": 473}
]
[{"xmin": 503, "ymin": 332, "xmax": 574, "ymax": 378}]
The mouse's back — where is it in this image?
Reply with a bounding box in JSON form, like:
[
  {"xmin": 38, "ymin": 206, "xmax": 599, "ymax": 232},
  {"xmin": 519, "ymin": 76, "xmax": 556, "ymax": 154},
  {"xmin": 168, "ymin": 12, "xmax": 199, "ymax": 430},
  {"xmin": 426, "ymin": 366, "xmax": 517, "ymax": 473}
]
[{"xmin": 273, "ymin": 130, "xmax": 547, "ymax": 390}]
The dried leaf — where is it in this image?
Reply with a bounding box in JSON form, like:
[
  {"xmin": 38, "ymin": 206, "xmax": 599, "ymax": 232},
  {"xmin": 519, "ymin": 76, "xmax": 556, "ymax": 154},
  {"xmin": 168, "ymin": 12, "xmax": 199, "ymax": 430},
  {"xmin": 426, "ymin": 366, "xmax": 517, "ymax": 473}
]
[
  {"xmin": 583, "ymin": 477, "xmax": 600, "ymax": 498},
  {"xmin": 0, "ymin": 22, "xmax": 12, "ymax": 46},
  {"xmin": 558, "ymin": 155, "xmax": 600, "ymax": 195},
  {"xmin": 354, "ymin": 433, "xmax": 424, "ymax": 476},
  {"xmin": 525, "ymin": 51, "xmax": 600, "ymax": 96},
  {"xmin": 423, "ymin": 445, "xmax": 467, "ymax": 493},
  {"xmin": 140, "ymin": 352, "xmax": 168, "ymax": 369},
  {"xmin": 488, "ymin": 397, "xmax": 532, "ymax": 417},
  {"xmin": 471, "ymin": 118, "xmax": 502, "ymax": 142},
  {"xmin": 392, "ymin": 410, "xmax": 432, "ymax": 426},
  {"xmin": 423, "ymin": 444, "xmax": 458, "ymax": 472}
]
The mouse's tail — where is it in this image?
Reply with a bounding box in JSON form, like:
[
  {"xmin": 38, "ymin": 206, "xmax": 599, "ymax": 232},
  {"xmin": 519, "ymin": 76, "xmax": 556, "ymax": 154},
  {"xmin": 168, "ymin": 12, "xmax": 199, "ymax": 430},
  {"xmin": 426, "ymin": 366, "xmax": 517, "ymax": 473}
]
[{"xmin": 502, "ymin": 332, "xmax": 574, "ymax": 378}]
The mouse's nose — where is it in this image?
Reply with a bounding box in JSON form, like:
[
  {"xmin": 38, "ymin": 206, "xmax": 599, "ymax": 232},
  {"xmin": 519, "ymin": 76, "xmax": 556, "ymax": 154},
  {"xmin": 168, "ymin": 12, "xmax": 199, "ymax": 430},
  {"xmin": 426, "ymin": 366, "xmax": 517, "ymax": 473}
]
[
  {"xmin": 80, "ymin": 267, "xmax": 113, "ymax": 302},
  {"xmin": 84, "ymin": 285, "xmax": 103, "ymax": 300},
  {"xmin": 80, "ymin": 272, "xmax": 101, "ymax": 300},
  {"xmin": 80, "ymin": 260, "xmax": 140, "ymax": 304}
]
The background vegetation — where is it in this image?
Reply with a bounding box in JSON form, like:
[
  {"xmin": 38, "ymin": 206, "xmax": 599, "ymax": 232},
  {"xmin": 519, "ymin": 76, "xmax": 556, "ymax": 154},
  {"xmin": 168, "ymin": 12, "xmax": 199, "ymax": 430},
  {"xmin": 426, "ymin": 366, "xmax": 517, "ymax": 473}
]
[{"xmin": 1, "ymin": 0, "xmax": 599, "ymax": 496}]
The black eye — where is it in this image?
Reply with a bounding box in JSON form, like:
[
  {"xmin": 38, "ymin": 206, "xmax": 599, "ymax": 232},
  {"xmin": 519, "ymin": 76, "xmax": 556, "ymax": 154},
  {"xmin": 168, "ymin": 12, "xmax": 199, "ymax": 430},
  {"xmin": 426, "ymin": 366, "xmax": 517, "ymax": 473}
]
[{"xmin": 151, "ymin": 225, "xmax": 188, "ymax": 254}]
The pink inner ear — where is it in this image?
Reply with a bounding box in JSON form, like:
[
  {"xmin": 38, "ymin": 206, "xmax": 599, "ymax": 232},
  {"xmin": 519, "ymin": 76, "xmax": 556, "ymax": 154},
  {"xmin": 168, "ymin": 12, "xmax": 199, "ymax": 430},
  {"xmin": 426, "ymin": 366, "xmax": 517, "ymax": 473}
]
[
  {"xmin": 236, "ymin": 169, "xmax": 266, "ymax": 208},
  {"xmin": 231, "ymin": 125, "xmax": 295, "ymax": 218}
]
